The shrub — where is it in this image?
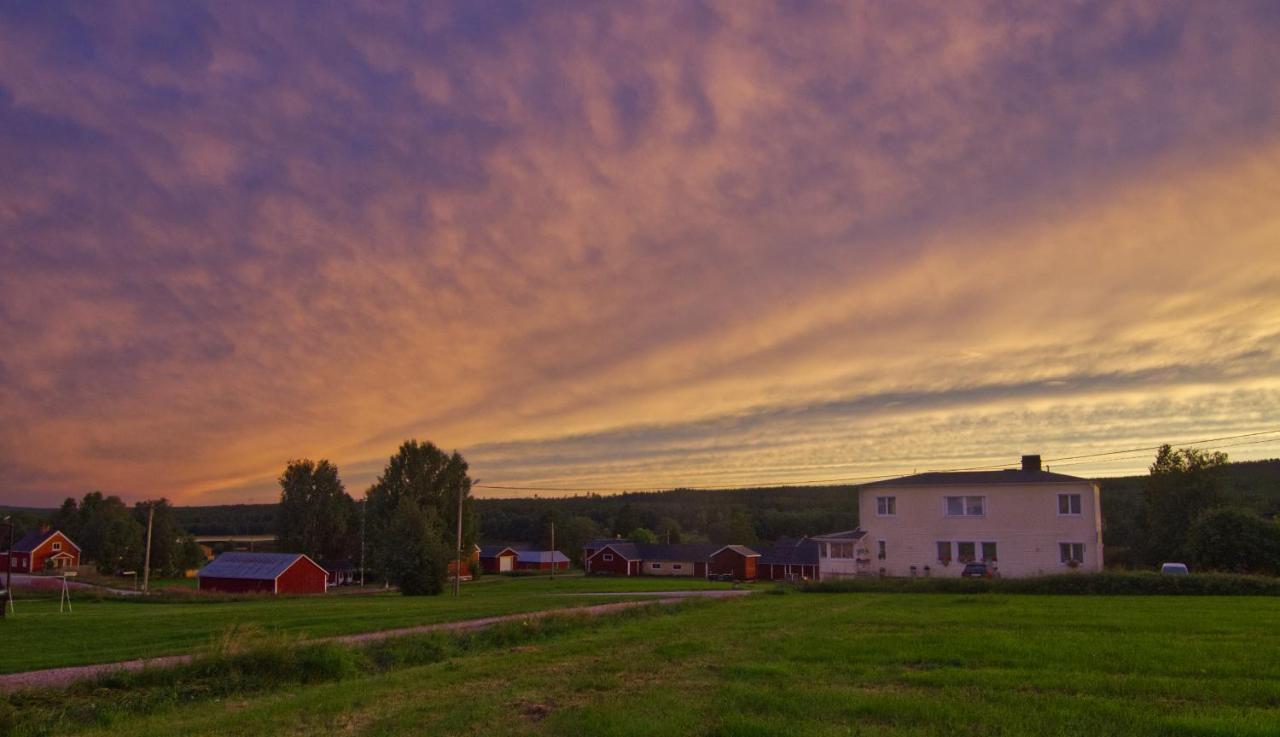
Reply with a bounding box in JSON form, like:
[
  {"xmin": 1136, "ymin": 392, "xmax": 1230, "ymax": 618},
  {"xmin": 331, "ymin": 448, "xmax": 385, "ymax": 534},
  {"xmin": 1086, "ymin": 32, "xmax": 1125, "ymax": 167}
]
[
  {"xmin": 800, "ymin": 571, "xmax": 1280, "ymax": 596},
  {"xmin": 1188, "ymin": 507, "xmax": 1280, "ymax": 575}
]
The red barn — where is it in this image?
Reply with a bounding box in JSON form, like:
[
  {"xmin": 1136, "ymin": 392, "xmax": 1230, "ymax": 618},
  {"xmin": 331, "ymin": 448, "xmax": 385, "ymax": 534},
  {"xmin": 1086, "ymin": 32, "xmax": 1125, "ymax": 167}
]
[
  {"xmin": 0, "ymin": 528, "xmax": 80, "ymax": 573},
  {"xmin": 197, "ymin": 552, "xmax": 327, "ymax": 595},
  {"xmin": 583, "ymin": 540, "xmax": 759, "ymax": 581},
  {"xmin": 515, "ymin": 550, "xmax": 571, "ymax": 571}
]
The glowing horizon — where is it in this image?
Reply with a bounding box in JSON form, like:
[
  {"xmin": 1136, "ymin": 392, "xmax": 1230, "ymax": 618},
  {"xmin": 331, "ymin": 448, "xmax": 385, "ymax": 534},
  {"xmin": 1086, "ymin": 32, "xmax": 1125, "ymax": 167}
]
[{"xmin": 2, "ymin": 2, "xmax": 1279, "ymax": 506}]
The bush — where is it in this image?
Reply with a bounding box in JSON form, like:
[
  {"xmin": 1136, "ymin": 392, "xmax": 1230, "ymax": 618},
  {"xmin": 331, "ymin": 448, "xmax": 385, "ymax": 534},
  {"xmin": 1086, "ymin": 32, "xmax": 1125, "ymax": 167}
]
[
  {"xmin": 1188, "ymin": 507, "xmax": 1280, "ymax": 575},
  {"xmin": 800, "ymin": 571, "xmax": 1280, "ymax": 596}
]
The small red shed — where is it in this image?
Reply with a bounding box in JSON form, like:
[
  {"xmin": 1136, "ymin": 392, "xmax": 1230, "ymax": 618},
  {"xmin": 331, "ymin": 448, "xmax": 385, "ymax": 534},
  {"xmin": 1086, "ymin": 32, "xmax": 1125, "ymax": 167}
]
[
  {"xmin": 0, "ymin": 528, "xmax": 80, "ymax": 573},
  {"xmin": 709, "ymin": 545, "xmax": 759, "ymax": 581},
  {"xmin": 198, "ymin": 552, "xmax": 328, "ymax": 595},
  {"xmin": 479, "ymin": 545, "xmax": 521, "ymax": 573}
]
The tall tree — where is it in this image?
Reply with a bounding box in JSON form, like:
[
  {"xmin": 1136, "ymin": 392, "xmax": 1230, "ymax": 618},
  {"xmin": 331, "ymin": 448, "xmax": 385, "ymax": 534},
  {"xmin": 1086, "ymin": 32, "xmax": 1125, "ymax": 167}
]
[
  {"xmin": 365, "ymin": 440, "xmax": 474, "ymax": 592},
  {"xmin": 276, "ymin": 459, "xmax": 356, "ymax": 561},
  {"xmin": 1188, "ymin": 507, "xmax": 1280, "ymax": 574},
  {"xmin": 381, "ymin": 498, "xmax": 451, "ymax": 595},
  {"xmin": 65, "ymin": 492, "xmax": 144, "ymax": 574},
  {"xmin": 1143, "ymin": 445, "xmax": 1229, "ymax": 564}
]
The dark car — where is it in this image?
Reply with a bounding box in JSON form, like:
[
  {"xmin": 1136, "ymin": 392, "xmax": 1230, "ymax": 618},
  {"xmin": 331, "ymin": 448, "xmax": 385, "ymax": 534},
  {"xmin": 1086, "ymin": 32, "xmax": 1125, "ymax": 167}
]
[{"xmin": 961, "ymin": 562, "xmax": 992, "ymax": 578}]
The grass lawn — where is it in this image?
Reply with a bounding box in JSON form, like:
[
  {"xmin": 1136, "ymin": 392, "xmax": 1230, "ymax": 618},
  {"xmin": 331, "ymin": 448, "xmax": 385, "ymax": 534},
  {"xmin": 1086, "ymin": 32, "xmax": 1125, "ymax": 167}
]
[
  {"xmin": 0, "ymin": 574, "xmax": 739, "ymax": 674},
  {"xmin": 57, "ymin": 591, "xmax": 1280, "ymax": 737}
]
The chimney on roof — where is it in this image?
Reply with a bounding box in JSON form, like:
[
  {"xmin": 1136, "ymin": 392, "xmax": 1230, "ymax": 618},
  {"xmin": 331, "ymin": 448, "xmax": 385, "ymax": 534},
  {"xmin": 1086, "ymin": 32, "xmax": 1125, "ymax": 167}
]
[{"xmin": 1021, "ymin": 455, "xmax": 1041, "ymax": 472}]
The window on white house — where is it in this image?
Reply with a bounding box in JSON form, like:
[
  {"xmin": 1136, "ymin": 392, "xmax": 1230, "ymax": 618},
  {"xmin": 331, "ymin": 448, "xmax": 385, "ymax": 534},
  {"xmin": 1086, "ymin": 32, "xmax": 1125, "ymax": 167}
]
[
  {"xmin": 818, "ymin": 542, "xmax": 828, "ymax": 558},
  {"xmin": 1058, "ymin": 493, "xmax": 1082, "ymax": 515},
  {"xmin": 981, "ymin": 542, "xmax": 998, "ymax": 561},
  {"xmin": 828, "ymin": 542, "xmax": 855, "ymax": 558},
  {"xmin": 936, "ymin": 541, "xmax": 952, "ymax": 562},
  {"xmin": 672, "ymin": 564, "xmax": 682, "ymax": 570},
  {"xmin": 957, "ymin": 542, "xmax": 976, "ymax": 563},
  {"xmin": 876, "ymin": 496, "xmax": 896, "ymax": 516},
  {"xmin": 1059, "ymin": 543, "xmax": 1084, "ymax": 564},
  {"xmin": 945, "ymin": 496, "xmax": 985, "ymax": 516},
  {"xmin": 877, "ymin": 540, "xmax": 886, "ymax": 559},
  {"xmin": 650, "ymin": 562, "xmax": 661, "ymax": 569},
  {"xmin": 602, "ymin": 553, "xmax": 614, "ymax": 562}
]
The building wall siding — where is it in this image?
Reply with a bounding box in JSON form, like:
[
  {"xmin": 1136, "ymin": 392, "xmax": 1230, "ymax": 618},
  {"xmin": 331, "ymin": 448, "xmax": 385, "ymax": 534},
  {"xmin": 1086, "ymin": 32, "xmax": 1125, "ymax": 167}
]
[
  {"xmin": 277, "ymin": 558, "xmax": 328, "ymax": 594},
  {"xmin": 199, "ymin": 576, "xmax": 274, "ymax": 593},
  {"xmin": 858, "ymin": 481, "xmax": 1104, "ymax": 578}
]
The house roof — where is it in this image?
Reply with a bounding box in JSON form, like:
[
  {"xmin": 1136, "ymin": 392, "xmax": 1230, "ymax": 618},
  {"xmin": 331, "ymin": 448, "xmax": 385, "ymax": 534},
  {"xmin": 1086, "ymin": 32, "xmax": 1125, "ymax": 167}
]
[
  {"xmin": 479, "ymin": 545, "xmax": 520, "ymax": 558},
  {"xmin": 7, "ymin": 529, "xmax": 78, "ymax": 553},
  {"xmin": 591, "ymin": 541, "xmax": 641, "ymax": 559},
  {"xmin": 714, "ymin": 545, "xmax": 761, "ymax": 558},
  {"xmin": 810, "ymin": 529, "xmax": 867, "ymax": 542},
  {"xmin": 861, "ymin": 468, "xmax": 1088, "ymax": 488},
  {"xmin": 516, "ymin": 550, "xmax": 570, "ymax": 564},
  {"xmin": 198, "ymin": 552, "xmax": 320, "ymax": 580},
  {"xmin": 759, "ymin": 538, "xmax": 820, "ymax": 566}
]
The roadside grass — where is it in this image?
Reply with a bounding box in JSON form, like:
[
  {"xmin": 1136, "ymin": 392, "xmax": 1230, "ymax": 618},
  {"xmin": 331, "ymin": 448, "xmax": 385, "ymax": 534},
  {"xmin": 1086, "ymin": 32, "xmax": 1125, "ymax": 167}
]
[
  {"xmin": 27, "ymin": 592, "xmax": 1280, "ymax": 737},
  {"xmin": 0, "ymin": 574, "xmax": 739, "ymax": 674},
  {"xmin": 1, "ymin": 603, "xmax": 693, "ymax": 737},
  {"xmin": 802, "ymin": 570, "xmax": 1280, "ymax": 596}
]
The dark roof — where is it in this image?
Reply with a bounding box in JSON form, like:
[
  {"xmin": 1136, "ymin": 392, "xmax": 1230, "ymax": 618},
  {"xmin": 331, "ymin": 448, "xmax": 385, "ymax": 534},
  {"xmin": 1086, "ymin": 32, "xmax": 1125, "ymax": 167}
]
[
  {"xmin": 479, "ymin": 545, "xmax": 520, "ymax": 558},
  {"xmin": 759, "ymin": 538, "xmax": 820, "ymax": 566},
  {"xmin": 516, "ymin": 550, "xmax": 570, "ymax": 564},
  {"xmin": 198, "ymin": 552, "xmax": 319, "ymax": 580},
  {"xmin": 6, "ymin": 529, "xmax": 77, "ymax": 553},
  {"xmin": 810, "ymin": 529, "xmax": 867, "ymax": 542},
  {"xmin": 317, "ymin": 559, "xmax": 354, "ymax": 571},
  {"xmin": 715, "ymin": 545, "xmax": 761, "ymax": 557},
  {"xmin": 591, "ymin": 541, "xmax": 640, "ymax": 559},
  {"xmin": 862, "ymin": 469, "xmax": 1088, "ymax": 488}
]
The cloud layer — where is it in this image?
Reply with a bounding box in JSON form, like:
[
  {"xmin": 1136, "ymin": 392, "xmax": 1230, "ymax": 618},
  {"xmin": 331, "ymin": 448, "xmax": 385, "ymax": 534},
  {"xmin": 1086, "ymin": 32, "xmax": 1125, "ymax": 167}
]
[{"xmin": 2, "ymin": 1, "xmax": 1279, "ymax": 504}]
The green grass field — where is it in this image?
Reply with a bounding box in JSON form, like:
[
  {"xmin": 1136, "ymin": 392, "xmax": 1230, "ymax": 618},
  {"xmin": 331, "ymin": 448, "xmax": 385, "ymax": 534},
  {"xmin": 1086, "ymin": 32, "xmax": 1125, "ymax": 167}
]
[
  {"xmin": 0, "ymin": 574, "xmax": 737, "ymax": 674},
  {"xmin": 42, "ymin": 591, "xmax": 1280, "ymax": 736}
]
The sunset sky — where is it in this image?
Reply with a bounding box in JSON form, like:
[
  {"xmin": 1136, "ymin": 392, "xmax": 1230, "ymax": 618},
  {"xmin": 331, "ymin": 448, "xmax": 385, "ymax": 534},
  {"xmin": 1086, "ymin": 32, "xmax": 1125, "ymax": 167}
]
[{"xmin": 2, "ymin": 2, "xmax": 1279, "ymax": 507}]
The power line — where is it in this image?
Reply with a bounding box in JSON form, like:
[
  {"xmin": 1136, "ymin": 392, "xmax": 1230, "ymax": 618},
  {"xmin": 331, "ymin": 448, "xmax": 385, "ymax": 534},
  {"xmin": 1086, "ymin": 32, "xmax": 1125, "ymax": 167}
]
[{"xmin": 471, "ymin": 427, "xmax": 1280, "ymax": 495}]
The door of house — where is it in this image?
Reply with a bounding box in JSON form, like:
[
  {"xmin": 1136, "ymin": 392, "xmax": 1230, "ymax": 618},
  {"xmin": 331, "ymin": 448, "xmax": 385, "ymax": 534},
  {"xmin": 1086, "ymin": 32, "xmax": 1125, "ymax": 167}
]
[{"xmin": 499, "ymin": 555, "xmax": 513, "ymax": 572}]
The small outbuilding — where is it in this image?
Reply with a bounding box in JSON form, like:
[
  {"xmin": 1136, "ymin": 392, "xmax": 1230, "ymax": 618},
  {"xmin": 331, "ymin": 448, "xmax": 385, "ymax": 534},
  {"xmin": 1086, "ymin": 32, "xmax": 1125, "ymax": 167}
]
[
  {"xmin": 197, "ymin": 552, "xmax": 327, "ymax": 595},
  {"xmin": 479, "ymin": 545, "xmax": 521, "ymax": 573}
]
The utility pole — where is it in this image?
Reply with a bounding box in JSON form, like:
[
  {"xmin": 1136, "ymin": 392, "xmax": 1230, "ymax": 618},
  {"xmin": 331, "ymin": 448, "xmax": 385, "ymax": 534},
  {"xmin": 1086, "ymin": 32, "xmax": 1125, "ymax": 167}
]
[
  {"xmin": 142, "ymin": 504, "xmax": 154, "ymax": 593},
  {"xmin": 2, "ymin": 516, "xmax": 12, "ymax": 619},
  {"xmin": 550, "ymin": 521, "xmax": 555, "ymax": 581},
  {"xmin": 359, "ymin": 498, "xmax": 366, "ymax": 587},
  {"xmin": 454, "ymin": 480, "xmax": 465, "ymax": 597}
]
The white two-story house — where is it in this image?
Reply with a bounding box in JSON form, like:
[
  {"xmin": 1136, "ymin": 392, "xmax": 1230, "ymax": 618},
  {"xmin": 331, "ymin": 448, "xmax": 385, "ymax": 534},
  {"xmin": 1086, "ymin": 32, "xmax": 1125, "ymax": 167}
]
[{"xmin": 854, "ymin": 455, "xmax": 1103, "ymax": 578}]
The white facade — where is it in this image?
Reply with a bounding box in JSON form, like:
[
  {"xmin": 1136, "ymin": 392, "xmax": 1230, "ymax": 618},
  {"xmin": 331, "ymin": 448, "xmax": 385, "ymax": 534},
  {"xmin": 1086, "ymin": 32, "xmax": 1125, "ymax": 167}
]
[{"xmin": 858, "ymin": 469, "xmax": 1103, "ymax": 578}]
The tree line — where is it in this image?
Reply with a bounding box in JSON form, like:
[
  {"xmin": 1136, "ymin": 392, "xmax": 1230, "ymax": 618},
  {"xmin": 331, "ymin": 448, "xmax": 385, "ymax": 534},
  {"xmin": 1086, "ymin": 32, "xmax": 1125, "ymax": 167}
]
[{"xmin": 43, "ymin": 493, "xmax": 206, "ymax": 577}]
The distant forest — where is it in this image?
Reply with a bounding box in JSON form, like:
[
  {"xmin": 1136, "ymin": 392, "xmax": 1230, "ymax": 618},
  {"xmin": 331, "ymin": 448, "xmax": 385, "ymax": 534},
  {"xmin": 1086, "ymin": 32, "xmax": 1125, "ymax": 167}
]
[
  {"xmin": 7, "ymin": 458, "xmax": 1279, "ymax": 567},
  {"xmin": 169, "ymin": 459, "xmax": 1280, "ymax": 561}
]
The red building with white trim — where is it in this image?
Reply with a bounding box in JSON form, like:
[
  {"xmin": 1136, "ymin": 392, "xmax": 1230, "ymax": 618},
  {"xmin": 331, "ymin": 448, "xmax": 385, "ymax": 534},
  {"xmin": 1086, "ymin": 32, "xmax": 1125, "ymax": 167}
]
[
  {"xmin": 197, "ymin": 552, "xmax": 328, "ymax": 594},
  {"xmin": 0, "ymin": 528, "xmax": 80, "ymax": 573}
]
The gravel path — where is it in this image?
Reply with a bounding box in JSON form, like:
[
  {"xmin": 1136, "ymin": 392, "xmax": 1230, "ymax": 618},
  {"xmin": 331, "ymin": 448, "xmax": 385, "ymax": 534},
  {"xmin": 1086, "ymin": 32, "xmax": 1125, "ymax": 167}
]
[{"xmin": 0, "ymin": 589, "xmax": 753, "ymax": 694}]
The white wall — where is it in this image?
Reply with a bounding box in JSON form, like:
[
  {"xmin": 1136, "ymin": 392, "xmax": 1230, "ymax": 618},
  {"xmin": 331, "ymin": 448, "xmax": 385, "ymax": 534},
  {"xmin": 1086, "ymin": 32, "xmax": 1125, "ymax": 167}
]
[
  {"xmin": 643, "ymin": 559, "xmax": 699, "ymax": 577},
  {"xmin": 858, "ymin": 480, "xmax": 1103, "ymax": 578}
]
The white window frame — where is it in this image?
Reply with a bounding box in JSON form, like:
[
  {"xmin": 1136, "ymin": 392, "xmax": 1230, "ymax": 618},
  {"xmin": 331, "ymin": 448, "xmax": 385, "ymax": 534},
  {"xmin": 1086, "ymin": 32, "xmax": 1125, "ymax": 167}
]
[
  {"xmin": 876, "ymin": 496, "xmax": 896, "ymax": 516},
  {"xmin": 944, "ymin": 496, "xmax": 986, "ymax": 517},
  {"xmin": 1058, "ymin": 542, "xmax": 1085, "ymax": 565},
  {"xmin": 1057, "ymin": 493, "xmax": 1082, "ymax": 516},
  {"xmin": 602, "ymin": 553, "xmax": 614, "ymax": 562},
  {"xmin": 877, "ymin": 540, "xmax": 886, "ymax": 560},
  {"xmin": 52, "ymin": 542, "xmax": 62, "ymax": 551},
  {"xmin": 981, "ymin": 541, "xmax": 998, "ymax": 562},
  {"xmin": 956, "ymin": 541, "xmax": 977, "ymax": 563},
  {"xmin": 650, "ymin": 562, "xmax": 661, "ymax": 569},
  {"xmin": 672, "ymin": 564, "xmax": 683, "ymax": 571},
  {"xmin": 936, "ymin": 541, "xmax": 952, "ymax": 563}
]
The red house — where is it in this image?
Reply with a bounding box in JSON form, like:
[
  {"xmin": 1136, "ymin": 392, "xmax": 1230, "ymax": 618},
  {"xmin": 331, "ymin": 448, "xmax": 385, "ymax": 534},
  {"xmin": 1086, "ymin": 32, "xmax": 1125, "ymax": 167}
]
[
  {"xmin": 197, "ymin": 552, "xmax": 327, "ymax": 594},
  {"xmin": 583, "ymin": 540, "xmax": 759, "ymax": 580},
  {"xmin": 0, "ymin": 528, "xmax": 80, "ymax": 573}
]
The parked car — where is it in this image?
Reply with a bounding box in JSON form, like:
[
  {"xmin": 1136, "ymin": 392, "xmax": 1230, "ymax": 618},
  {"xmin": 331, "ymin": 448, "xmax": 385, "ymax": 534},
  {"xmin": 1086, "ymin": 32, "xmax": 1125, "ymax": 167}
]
[
  {"xmin": 960, "ymin": 562, "xmax": 992, "ymax": 578},
  {"xmin": 1160, "ymin": 562, "xmax": 1190, "ymax": 574}
]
